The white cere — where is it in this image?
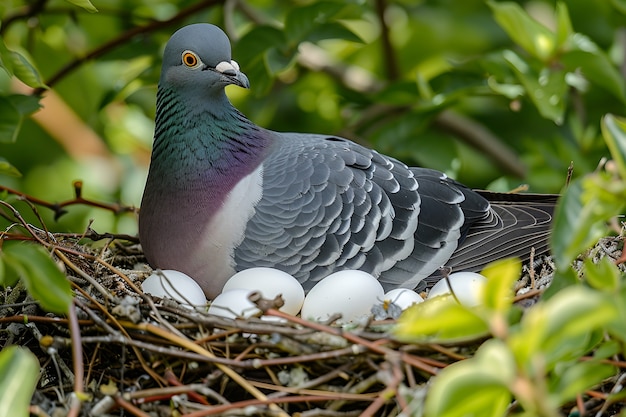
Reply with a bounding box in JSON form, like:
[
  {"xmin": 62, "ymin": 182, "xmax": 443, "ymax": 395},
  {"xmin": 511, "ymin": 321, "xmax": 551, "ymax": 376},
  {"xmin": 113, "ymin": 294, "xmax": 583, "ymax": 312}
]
[{"xmin": 216, "ymin": 60, "xmax": 237, "ymax": 75}]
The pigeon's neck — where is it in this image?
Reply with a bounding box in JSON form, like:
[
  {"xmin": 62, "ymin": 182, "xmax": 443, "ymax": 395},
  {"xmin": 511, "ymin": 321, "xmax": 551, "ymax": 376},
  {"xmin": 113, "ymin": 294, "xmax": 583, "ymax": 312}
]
[{"xmin": 150, "ymin": 87, "xmax": 270, "ymax": 191}]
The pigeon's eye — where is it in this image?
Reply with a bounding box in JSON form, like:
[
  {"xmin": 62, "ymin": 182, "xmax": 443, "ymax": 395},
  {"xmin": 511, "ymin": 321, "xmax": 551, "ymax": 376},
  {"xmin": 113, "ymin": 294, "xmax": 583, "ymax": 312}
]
[{"xmin": 182, "ymin": 51, "xmax": 201, "ymax": 68}]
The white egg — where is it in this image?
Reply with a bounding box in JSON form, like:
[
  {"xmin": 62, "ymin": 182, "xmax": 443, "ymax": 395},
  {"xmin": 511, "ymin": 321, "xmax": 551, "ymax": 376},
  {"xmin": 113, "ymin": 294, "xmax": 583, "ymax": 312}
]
[
  {"xmin": 208, "ymin": 289, "xmax": 261, "ymax": 319},
  {"xmin": 222, "ymin": 267, "xmax": 304, "ymax": 315},
  {"xmin": 301, "ymin": 270, "xmax": 384, "ymax": 323},
  {"xmin": 142, "ymin": 270, "xmax": 207, "ymax": 308},
  {"xmin": 427, "ymin": 272, "xmax": 487, "ymax": 307},
  {"xmin": 384, "ymin": 288, "xmax": 424, "ymax": 310}
]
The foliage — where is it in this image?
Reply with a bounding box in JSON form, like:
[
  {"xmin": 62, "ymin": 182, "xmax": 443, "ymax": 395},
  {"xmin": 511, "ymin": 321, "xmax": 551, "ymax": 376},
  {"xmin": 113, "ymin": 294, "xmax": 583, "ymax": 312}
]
[
  {"xmin": 395, "ymin": 116, "xmax": 626, "ymax": 416},
  {"xmin": 0, "ymin": 241, "xmax": 73, "ymax": 315},
  {"xmin": 1, "ymin": 0, "xmax": 626, "ymax": 415},
  {"xmin": 0, "ymin": 346, "xmax": 39, "ymax": 417},
  {"xmin": 0, "ymin": 0, "xmax": 624, "ymax": 234}
]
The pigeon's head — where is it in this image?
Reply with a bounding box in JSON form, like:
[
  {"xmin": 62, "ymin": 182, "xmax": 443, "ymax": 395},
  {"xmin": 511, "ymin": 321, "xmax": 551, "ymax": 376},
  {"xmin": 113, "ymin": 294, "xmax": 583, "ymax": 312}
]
[{"xmin": 160, "ymin": 23, "xmax": 249, "ymax": 93}]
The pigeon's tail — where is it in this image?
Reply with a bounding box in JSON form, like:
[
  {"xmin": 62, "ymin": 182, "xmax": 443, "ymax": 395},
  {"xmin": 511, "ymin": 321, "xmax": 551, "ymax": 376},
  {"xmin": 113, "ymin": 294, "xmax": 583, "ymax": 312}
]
[{"xmin": 423, "ymin": 192, "xmax": 558, "ymax": 288}]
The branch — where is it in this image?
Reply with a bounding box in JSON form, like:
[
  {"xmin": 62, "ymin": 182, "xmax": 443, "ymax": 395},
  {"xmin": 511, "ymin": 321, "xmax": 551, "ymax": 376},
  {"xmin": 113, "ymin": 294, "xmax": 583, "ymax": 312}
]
[
  {"xmin": 33, "ymin": 0, "xmax": 225, "ymax": 94},
  {"xmin": 0, "ymin": 0, "xmax": 48, "ymax": 35},
  {"xmin": 433, "ymin": 110, "xmax": 526, "ymax": 177},
  {"xmin": 297, "ymin": 44, "xmax": 526, "ymax": 177},
  {"xmin": 0, "ymin": 181, "xmax": 136, "ymax": 221},
  {"xmin": 374, "ymin": 0, "xmax": 400, "ymax": 81}
]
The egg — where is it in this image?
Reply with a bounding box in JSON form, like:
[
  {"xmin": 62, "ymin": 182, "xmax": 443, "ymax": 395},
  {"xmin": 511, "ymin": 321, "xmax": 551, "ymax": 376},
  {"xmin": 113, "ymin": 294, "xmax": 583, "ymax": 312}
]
[
  {"xmin": 142, "ymin": 270, "xmax": 207, "ymax": 308},
  {"xmin": 427, "ymin": 272, "xmax": 487, "ymax": 307},
  {"xmin": 208, "ymin": 289, "xmax": 261, "ymax": 319},
  {"xmin": 222, "ymin": 267, "xmax": 304, "ymax": 315},
  {"xmin": 300, "ymin": 270, "xmax": 384, "ymax": 323},
  {"xmin": 384, "ymin": 288, "xmax": 424, "ymax": 310}
]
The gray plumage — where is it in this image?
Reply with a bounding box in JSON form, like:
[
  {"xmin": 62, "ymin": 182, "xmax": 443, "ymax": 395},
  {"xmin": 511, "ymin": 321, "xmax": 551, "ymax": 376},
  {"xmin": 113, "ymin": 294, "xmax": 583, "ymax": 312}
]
[{"xmin": 139, "ymin": 23, "xmax": 556, "ymax": 298}]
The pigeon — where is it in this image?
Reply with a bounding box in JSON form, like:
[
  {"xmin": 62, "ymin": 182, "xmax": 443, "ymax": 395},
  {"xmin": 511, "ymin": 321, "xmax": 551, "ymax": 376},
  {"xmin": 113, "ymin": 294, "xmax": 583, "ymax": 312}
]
[{"xmin": 139, "ymin": 23, "xmax": 557, "ymax": 298}]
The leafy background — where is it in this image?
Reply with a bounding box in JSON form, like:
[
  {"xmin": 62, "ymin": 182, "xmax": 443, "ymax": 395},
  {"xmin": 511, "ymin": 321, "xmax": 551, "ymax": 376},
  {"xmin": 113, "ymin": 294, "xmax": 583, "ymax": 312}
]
[
  {"xmin": 2, "ymin": 1, "xmax": 626, "ymax": 416},
  {"xmin": 1, "ymin": 0, "xmax": 624, "ymax": 236}
]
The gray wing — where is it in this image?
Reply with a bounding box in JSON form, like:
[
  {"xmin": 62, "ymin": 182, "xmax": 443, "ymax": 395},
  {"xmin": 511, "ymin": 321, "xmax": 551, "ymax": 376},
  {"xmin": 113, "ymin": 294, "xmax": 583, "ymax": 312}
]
[
  {"xmin": 445, "ymin": 192, "xmax": 556, "ymax": 270},
  {"xmin": 418, "ymin": 192, "xmax": 557, "ymax": 289},
  {"xmin": 233, "ymin": 133, "xmax": 488, "ymax": 291}
]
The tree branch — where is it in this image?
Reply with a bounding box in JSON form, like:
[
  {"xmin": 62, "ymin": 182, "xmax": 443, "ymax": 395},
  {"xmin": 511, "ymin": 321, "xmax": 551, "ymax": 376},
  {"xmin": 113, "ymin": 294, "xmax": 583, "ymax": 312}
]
[
  {"xmin": 297, "ymin": 43, "xmax": 526, "ymax": 177},
  {"xmin": 374, "ymin": 0, "xmax": 400, "ymax": 81},
  {"xmin": 33, "ymin": 0, "xmax": 225, "ymax": 94}
]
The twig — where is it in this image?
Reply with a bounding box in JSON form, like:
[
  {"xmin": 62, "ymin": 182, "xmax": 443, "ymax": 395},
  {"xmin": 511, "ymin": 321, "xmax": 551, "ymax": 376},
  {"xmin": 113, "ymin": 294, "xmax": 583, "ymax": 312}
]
[
  {"xmin": 122, "ymin": 321, "xmax": 290, "ymax": 417},
  {"xmin": 67, "ymin": 300, "xmax": 84, "ymax": 417},
  {"xmin": 374, "ymin": 0, "xmax": 399, "ymax": 81},
  {"xmin": 56, "ymin": 249, "xmax": 115, "ymax": 302},
  {"xmin": 360, "ymin": 361, "xmax": 403, "ymax": 417},
  {"xmin": 263, "ymin": 308, "xmax": 438, "ymax": 375},
  {"xmin": 0, "ymin": 0, "xmax": 48, "ymax": 34},
  {"xmin": 113, "ymin": 395, "xmax": 152, "ymax": 417},
  {"xmin": 33, "ymin": 0, "xmax": 225, "ymax": 94},
  {"xmin": 433, "ymin": 110, "xmax": 526, "ymax": 177},
  {"xmin": 566, "ymin": 160, "xmax": 574, "ymax": 187},
  {"xmin": 250, "ymin": 381, "xmax": 378, "ymax": 401},
  {"xmin": 164, "ymin": 370, "xmax": 211, "ymax": 406},
  {"xmin": 0, "ymin": 183, "xmax": 136, "ymax": 221},
  {"xmin": 181, "ymin": 395, "xmax": 374, "ymax": 417}
]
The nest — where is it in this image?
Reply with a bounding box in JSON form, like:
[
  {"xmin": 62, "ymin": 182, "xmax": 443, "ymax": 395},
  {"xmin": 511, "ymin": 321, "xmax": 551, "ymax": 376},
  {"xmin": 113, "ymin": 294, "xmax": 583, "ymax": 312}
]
[{"xmin": 0, "ymin": 192, "xmax": 624, "ymax": 416}]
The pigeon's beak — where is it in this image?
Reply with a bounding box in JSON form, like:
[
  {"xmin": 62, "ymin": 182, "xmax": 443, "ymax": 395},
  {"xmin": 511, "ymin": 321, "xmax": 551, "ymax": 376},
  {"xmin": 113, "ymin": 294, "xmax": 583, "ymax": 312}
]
[
  {"xmin": 215, "ymin": 60, "xmax": 250, "ymax": 89},
  {"xmin": 232, "ymin": 71, "xmax": 250, "ymax": 89}
]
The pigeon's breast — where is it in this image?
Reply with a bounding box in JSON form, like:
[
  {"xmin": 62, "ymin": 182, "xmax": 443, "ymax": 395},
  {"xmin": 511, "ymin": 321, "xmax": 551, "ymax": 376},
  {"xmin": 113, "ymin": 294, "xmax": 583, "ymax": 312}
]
[
  {"xmin": 194, "ymin": 164, "xmax": 264, "ymax": 295},
  {"xmin": 139, "ymin": 163, "xmax": 264, "ymax": 298}
]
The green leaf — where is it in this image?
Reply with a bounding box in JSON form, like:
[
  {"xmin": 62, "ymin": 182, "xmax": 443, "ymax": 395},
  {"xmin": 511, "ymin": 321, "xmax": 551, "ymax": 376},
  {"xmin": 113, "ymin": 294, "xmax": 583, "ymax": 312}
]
[
  {"xmin": 0, "ymin": 157, "xmax": 21, "ymax": 177},
  {"xmin": 2, "ymin": 242, "xmax": 73, "ymax": 315},
  {"xmin": 488, "ymin": 1, "xmax": 556, "ymax": 61},
  {"xmin": 550, "ymin": 178, "xmax": 609, "ymax": 271},
  {"xmin": 0, "ymin": 97, "xmax": 22, "ymax": 143},
  {"xmin": 235, "ymin": 26, "xmax": 287, "ymax": 68},
  {"xmin": 305, "ymin": 22, "xmax": 363, "ymax": 44},
  {"xmin": 285, "ymin": 1, "xmax": 347, "ymax": 43},
  {"xmin": 593, "ymin": 340, "xmax": 622, "ymax": 360},
  {"xmin": 65, "ymin": 0, "xmax": 98, "ymax": 13},
  {"xmin": 481, "ymin": 258, "xmax": 521, "ymax": 313},
  {"xmin": 551, "ymin": 360, "xmax": 616, "ymax": 403},
  {"xmin": 583, "ymin": 257, "xmax": 620, "ymax": 292},
  {"xmin": 503, "ymin": 50, "xmax": 567, "ymax": 124},
  {"xmin": 235, "ymin": 26, "xmax": 287, "ymax": 92},
  {"xmin": 394, "ymin": 294, "xmax": 489, "ymax": 343},
  {"xmin": 0, "ymin": 346, "xmax": 39, "ymax": 417},
  {"xmin": 265, "ymin": 47, "xmax": 296, "ymax": 76},
  {"xmin": 8, "ymin": 94, "xmax": 41, "ymax": 115},
  {"xmin": 512, "ymin": 286, "xmax": 616, "ymax": 367},
  {"xmin": 555, "ymin": 2, "xmax": 573, "ymax": 48},
  {"xmin": 601, "ymin": 114, "xmax": 626, "ymax": 179},
  {"xmin": 541, "ymin": 268, "xmax": 578, "ymax": 300},
  {"xmin": 0, "ymin": 37, "xmax": 46, "ymax": 89},
  {"xmin": 607, "ymin": 287, "xmax": 626, "ymax": 343},
  {"xmin": 562, "ymin": 49, "xmax": 626, "ymax": 103},
  {"xmin": 8, "ymin": 51, "xmax": 46, "ymax": 89},
  {"xmin": 486, "ymin": 77, "xmax": 524, "ymax": 99},
  {"xmin": 536, "ymin": 287, "xmax": 616, "ymax": 364},
  {"xmin": 425, "ymin": 339, "xmax": 514, "ymax": 417},
  {"xmin": 0, "ymin": 39, "xmax": 14, "ymax": 75},
  {"xmin": 0, "ymin": 257, "xmax": 12, "ymax": 287},
  {"xmin": 544, "ymin": 286, "xmax": 616, "ymax": 339},
  {"xmin": 0, "ymin": 95, "xmax": 40, "ymax": 144}
]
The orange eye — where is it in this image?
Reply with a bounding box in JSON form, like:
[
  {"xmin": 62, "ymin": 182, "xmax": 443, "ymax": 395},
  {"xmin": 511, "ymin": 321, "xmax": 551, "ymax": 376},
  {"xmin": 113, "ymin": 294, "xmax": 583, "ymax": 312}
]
[{"xmin": 182, "ymin": 51, "xmax": 199, "ymax": 68}]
